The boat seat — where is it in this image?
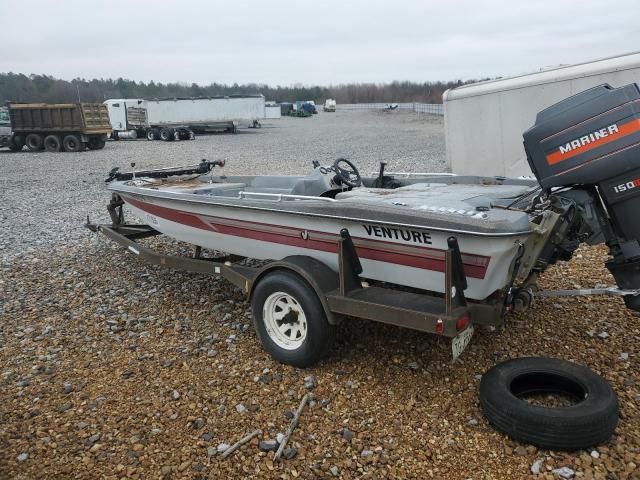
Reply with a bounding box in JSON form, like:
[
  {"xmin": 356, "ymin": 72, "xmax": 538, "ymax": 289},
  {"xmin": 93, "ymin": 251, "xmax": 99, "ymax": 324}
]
[{"xmin": 245, "ymin": 171, "xmax": 336, "ymax": 197}]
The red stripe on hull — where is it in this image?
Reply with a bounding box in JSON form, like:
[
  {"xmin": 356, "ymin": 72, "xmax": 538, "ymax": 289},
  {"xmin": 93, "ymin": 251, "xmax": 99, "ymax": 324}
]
[{"xmin": 124, "ymin": 196, "xmax": 489, "ymax": 279}]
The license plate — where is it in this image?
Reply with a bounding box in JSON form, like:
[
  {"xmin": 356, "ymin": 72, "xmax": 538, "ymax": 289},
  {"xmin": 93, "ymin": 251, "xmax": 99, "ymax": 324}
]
[{"xmin": 452, "ymin": 325, "xmax": 474, "ymax": 360}]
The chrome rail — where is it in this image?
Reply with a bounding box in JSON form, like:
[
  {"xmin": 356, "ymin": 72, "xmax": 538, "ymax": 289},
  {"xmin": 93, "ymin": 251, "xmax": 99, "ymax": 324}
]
[
  {"xmin": 369, "ymin": 171, "xmax": 457, "ymax": 177},
  {"xmin": 238, "ymin": 191, "xmax": 336, "ymax": 202}
]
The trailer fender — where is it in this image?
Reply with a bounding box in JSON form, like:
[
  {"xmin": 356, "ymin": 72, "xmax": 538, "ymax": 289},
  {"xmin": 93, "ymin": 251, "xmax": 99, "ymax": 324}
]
[{"xmin": 250, "ymin": 256, "xmax": 341, "ymax": 325}]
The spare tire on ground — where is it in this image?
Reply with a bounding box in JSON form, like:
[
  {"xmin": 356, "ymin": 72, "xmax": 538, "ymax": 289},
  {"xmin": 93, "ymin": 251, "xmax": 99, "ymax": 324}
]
[{"xmin": 479, "ymin": 357, "xmax": 618, "ymax": 450}]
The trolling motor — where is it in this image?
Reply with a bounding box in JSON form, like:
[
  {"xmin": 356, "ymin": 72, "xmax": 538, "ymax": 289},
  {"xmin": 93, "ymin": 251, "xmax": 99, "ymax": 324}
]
[
  {"xmin": 105, "ymin": 159, "xmax": 225, "ymax": 182},
  {"xmin": 523, "ymin": 83, "xmax": 640, "ymax": 311}
]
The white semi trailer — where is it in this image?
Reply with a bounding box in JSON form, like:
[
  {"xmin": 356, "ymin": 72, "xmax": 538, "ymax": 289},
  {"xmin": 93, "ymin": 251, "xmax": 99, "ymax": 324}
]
[
  {"xmin": 105, "ymin": 95, "xmax": 265, "ymax": 141},
  {"xmin": 264, "ymin": 102, "xmax": 281, "ymax": 119},
  {"xmin": 443, "ymin": 51, "xmax": 640, "ymax": 177}
]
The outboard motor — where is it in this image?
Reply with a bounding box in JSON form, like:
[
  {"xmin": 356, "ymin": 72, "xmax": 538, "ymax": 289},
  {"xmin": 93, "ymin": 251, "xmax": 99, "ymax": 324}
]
[{"xmin": 523, "ymin": 83, "xmax": 640, "ymax": 311}]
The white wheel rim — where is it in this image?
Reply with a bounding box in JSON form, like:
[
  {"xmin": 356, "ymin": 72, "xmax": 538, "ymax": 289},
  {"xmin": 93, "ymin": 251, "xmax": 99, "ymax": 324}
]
[{"xmin": 263, "ymin": 292, "xmax": 307, "ymax": 350}]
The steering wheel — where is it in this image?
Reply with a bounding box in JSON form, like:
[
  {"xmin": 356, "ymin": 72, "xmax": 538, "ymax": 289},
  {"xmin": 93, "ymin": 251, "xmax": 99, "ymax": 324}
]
[{"xmin": 333, "ymin": 158, "xmax": 362, "ymax": 188}]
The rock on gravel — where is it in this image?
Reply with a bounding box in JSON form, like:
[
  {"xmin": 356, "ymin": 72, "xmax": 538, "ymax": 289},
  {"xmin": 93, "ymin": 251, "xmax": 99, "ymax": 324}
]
[
  {"xmin": 258, "ymin": 440, "xmax": 278, "ymax": 452},
  {"xmin": 282, "ymin": 447, "xmax": 297, "ymax": 460},
  {"xmin": 303, "ymin": 375, "xmax": 317, "ymax": 390},
  {"xmin": 552, "ymin": 466, "xmax": 575, "ymax": 479},
  {"xmin": 216, "ymin": 443, "xmax": 230, "ymax": 454},
  {"xmin": 531, "ymin": 459, "xmax": 543, "ymax": 475}
]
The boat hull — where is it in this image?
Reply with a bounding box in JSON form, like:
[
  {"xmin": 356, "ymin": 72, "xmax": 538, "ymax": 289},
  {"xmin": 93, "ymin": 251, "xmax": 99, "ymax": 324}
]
[{"xmin": 119, "ymin": 193, "xmax": 528, "ymax": 301}]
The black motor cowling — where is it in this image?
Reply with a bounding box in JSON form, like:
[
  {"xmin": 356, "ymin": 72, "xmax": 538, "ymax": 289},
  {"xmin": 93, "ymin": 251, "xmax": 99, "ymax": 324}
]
[{"xmin": 523, "ymin": 83, "xmax": 640, "ymax": 311}]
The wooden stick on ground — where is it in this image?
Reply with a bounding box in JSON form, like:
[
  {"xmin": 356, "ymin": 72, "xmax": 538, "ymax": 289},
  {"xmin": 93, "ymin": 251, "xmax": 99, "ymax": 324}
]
[
  {"xmin": 221, "ymin": 429, "xmax": 262, "ymax": 459},
  {"xmin": 274, "ymin": 393, "xmax": 312, "ymax": 462}
]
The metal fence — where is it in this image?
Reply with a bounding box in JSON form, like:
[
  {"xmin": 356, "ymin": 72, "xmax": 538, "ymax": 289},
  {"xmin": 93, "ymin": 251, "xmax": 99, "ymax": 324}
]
[
  {"xmin": 335, "ymin": 102, "xmax": 443, "ymax": 115},
  {"xmin": 412, "ymin": 103, "xmax": 444, "ymax": 115}
]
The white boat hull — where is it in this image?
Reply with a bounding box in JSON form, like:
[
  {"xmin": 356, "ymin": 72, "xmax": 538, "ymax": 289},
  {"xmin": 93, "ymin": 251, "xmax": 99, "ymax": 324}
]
[{"xmin": 121, "ymin": 193, "xmax": 528, "ymax": 300}]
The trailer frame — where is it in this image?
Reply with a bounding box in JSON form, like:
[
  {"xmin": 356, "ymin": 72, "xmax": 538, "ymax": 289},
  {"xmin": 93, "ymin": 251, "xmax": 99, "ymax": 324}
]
[{"xmin": 86, "ymin": 200, "xmax": 491, "ymax": 359}]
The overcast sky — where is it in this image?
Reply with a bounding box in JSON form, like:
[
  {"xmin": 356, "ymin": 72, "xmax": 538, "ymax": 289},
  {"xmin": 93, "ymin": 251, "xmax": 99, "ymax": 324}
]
[{"xmin": 1, "ymin": 0, "xmax": 638, "ymax": 86}]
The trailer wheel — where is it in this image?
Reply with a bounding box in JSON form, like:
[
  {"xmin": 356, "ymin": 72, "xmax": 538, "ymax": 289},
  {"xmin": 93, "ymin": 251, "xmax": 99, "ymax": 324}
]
[
  {"xmin": 10, "ymin": 135, "xmax": 25, "ymax": 151},
  {"xmin": 62, "ymin": 134, "xmax": 82, "ymax": 152},
  {"xmin": 43, "ymin": 135, "xmax": 62, "ymax": 152},
  {"xmin": 480, "ymin": 357, "xmax": 619, "ymax": 450},
  {"xmin": 87, "ymin": 137, "xmax": 106, "ymax": 150},
  {"xmin": 251, "ymin": 270, "xmax": 334, "ymax": 368},
  {"xmin": 25, "ymin": 134, "xmax": 44, "ymax": 151},
  {"xmin": 146, "ymin": 129, "xmax": 157, "ymax": 141},
  {"xmin": 159, "ymin": 128, "xmax": 174, "ymax": 141},
  {"xmin": 8, "ymin": 137, "xmax": 22, "ymax": 151}
]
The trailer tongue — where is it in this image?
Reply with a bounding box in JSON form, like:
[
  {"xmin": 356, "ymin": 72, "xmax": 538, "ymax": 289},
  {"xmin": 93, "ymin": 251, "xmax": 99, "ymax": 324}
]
[{"xmin": 524, "ymin": 82, "xmax": 640, "ymax": 311}]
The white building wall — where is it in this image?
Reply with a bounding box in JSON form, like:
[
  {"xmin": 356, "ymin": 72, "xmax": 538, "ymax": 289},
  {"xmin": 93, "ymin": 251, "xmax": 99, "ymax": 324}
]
[{"xmin": 443, "ymin": 52, "xmax": 640, "ymax": 177}]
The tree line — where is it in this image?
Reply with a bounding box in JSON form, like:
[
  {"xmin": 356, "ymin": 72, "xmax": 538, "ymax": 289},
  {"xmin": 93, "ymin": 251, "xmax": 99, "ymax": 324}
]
[{"xmin": 0, "ymin": 73, "xmax": 474, "ymax": 105}]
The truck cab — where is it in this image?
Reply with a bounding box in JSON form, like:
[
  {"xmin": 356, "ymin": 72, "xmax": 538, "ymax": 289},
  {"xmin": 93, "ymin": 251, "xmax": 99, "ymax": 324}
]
[
  {"xmin": 104, "ymin": 99, "xmax": 147, "ymax": 138},
  {"xmin": 324, "ymin": 99, "xmax": 336, "ymax": 112},
  {"xmin": 0, "ymin": 107, "xmax": 14, "ymax": 149}
]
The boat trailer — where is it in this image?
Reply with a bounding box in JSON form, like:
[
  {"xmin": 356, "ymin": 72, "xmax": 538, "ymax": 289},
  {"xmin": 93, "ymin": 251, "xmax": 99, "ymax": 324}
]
[
  {"xmin": 86, "ymin": 199, "xmax": 637, "ymax": 362},
  {"xmin": 86, "ymin": 213, "xmax": 495, "ymax": 360}
]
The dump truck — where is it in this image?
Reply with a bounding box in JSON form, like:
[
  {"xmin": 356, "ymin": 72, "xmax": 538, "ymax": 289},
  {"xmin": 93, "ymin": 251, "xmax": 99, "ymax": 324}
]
[{"xmin": 0, "ymin": 102, "xmax": 111, "ymax": 152}]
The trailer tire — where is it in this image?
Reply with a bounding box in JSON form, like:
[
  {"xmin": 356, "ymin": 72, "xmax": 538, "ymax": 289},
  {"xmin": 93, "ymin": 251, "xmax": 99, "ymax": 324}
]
[
  {"xmin": 9, "ymin": 136, "xmax": 23, "ymax": 151},
  {"xmin": 62, "ymin": 134, "xmax": 82, "ymax": 152},
  {"xmin": 87, "ymin": 137, "xmax": 106, "ymax": 150},
  {"xmin": 159, "ymin": 128, "xmax": 174, "ymax": 141},
  {"xmin": 44, "ymin": 135, "xmax": 62, "ymax": 152},
  {"xmin": 251, "ymin": 270, "xmax": 334, "ymax": 368},
  {"xmin": 11, "ymin": 135, "xmax": 25, "ymax": 151},
  {"xmin": 25, "ymin": 134, "xmax": 44, "ymax": 151},
  {"xmin": 479, "ymin": 357, "xmax": 619, "ymax": 450},
  {"xmin": 146, "ymin": 129, "xmax": 157, "ymax": 141}
]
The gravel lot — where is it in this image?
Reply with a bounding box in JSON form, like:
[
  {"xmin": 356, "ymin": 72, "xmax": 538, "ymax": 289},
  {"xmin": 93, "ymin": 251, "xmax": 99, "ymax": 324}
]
[{"xmin": 1, "ymin": 111, "xmax": 639, "ymax": 479}]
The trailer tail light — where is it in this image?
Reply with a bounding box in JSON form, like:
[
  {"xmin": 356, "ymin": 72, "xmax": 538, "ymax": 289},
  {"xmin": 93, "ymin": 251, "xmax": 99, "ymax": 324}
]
[
  {"xmin": 456, "ymin": 313, "xmax": 470, "ymax": 331},
  {"xmin": 435, "ymin": 318, "xmax": 444, "ymax": 334}
]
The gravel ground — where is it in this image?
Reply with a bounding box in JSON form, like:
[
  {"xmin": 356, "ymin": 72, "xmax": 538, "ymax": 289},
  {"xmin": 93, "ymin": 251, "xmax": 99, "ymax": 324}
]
[{"xmin": 1, "ymin": 111, "xmax": 639, "ymax": 479}]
